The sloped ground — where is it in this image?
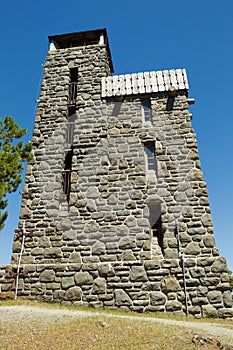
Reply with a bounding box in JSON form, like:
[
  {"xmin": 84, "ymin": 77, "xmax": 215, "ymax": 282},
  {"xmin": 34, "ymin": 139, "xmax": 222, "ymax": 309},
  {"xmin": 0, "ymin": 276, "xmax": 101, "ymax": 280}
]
[{"xmin": 0, "ymin": 303, "xmax": 232, "ymax": 349}]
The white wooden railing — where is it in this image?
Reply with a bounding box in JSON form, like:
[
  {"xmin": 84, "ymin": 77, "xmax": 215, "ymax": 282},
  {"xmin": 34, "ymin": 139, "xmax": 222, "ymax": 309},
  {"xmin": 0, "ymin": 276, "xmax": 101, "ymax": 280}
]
[{"xmin": 101, "ymin": 69, "xmax": 189, "ymax": 97}]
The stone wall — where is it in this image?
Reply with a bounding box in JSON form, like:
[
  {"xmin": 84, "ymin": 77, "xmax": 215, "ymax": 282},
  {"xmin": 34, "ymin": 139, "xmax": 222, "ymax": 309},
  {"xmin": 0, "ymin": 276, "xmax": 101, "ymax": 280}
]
[
  {"xmin": 10, "ymin": 93, "xmax": 219, "ymax": 265},
  {"xmin": 1, "ymin": 257, "xmax": 232, "ymax": 317},
  {"xmin": 0, "ymin": 266, "xmax": 5, "ymax": 290},
  {"xmin": 0, "ymin": 32, "xmax": 232, "ymax": 317}
]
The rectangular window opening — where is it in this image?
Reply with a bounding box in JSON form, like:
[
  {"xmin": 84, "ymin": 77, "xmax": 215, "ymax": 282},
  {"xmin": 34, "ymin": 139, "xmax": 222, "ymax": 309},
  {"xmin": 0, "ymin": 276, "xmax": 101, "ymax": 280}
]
[
  {"xmin": 151, "ymin": 215, "xmax": 164, "ymax": 256},
  {"xmin": 68, "ymin": 68, "xmax": 78, "ymax": 105},
  {"xmin": 66, "ymin": 107, "xmax": 76, "ymax": 144},
  {"xmin": 66, "ymin": 122, "xmax": 75, "ymax": 145},
  {"xmin": 144, "ymin": 142, "xmax": 157, "ymax": 172},
  {"xmin": 68, "ymin": 106, "xmax": 76, "ymax": 117},
  {"xmin": 142, "ymin": 100, "xmax": 152, "ymax": 123},
  {"xmin": 70, "ymin": 67, "xmax": 78, "ymax": 83},
  {"xmin": 62, "ymin": 150, "xmax": 73, "ymax": 202}
]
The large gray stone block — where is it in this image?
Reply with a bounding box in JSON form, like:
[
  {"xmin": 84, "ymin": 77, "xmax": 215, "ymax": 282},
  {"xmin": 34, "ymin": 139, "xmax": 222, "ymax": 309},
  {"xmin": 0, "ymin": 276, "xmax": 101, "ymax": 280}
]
[
  {"xmin": 150, "ymin": 291, "xmax": 167, "ymax": 305},
  {"xmin": 39, "ymin": 270, "xmax": 55, "ymax": 282},
  {"xmin": 64, "ymin": 286, "xmax": 82, "ymax": 301},
  {"xmin": 130, "ymin": 266, "xmax": 148, "ymax": 282},
  {"xmin": 114, "ymin": 289, "xmax": 132, "ymax": 306}
]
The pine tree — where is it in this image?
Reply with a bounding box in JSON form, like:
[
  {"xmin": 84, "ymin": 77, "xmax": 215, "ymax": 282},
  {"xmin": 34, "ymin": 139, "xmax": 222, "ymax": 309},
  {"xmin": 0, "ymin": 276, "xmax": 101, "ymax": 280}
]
[{"xmin": 0, "ymin": 116, "xmax": 32, "ymax": 230}]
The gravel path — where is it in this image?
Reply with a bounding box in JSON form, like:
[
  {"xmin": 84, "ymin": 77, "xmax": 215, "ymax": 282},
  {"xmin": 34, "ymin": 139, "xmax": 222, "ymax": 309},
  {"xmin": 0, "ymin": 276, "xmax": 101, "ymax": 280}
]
[{"xmin": 0, "ymin": 305, "xmax": 233, "ymax": 342}]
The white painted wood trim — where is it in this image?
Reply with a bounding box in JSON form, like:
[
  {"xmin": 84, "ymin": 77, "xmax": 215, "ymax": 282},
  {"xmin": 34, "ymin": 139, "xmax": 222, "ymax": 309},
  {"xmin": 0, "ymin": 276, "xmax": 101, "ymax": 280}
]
[
  {"xmin": 144, "ymin": 72, "xmax": 152, "ymax": 93},
  {"xmin": 101, "ymin": 68, "xmax": 189, "ymax": 97},
  {"xmin": 163, "ymin": 70, "xmax": 170, "ymax": 90},
  {"xmin": 169, "ymin": 70, "xmax": 178, "ymax": 89},
  {"xmin": 125, "ymin": 74, "xmax": 132, "ymax": 95},
  {"xmin": 150, "ymin": 71, "xmax": 158, "ymax": 92},
  {"xmin": 49, "ymin": 40, "xmax": 58, "ymax": 51}
]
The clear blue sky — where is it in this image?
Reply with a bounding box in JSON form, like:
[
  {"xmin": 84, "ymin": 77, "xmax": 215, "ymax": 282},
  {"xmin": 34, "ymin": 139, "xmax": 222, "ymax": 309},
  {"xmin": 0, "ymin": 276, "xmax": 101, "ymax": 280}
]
[{"xmin": 0, "ymin": 0, "xmax": 232, "ymax": 271}]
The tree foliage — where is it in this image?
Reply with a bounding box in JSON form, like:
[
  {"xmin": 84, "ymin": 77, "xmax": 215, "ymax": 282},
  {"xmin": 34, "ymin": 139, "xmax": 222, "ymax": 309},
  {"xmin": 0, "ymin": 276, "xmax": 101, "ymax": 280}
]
[{"xmin": 0, "ymin": 116, "xmax": 32, "ymax": 230}]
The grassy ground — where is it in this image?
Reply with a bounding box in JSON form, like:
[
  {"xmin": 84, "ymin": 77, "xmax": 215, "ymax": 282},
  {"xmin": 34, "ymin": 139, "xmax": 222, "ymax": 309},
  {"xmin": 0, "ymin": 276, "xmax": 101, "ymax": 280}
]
[{"xmin": 0, "ymin": 300, "xmax": 232, "ymax": 350}]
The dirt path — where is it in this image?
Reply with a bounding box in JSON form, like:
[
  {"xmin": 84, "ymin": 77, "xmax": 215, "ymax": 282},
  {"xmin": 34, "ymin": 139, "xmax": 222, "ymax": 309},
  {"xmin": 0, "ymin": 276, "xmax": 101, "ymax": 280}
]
[{"xmin": 0, "ymin": 305, "xmax": 232, "ymax": 343}]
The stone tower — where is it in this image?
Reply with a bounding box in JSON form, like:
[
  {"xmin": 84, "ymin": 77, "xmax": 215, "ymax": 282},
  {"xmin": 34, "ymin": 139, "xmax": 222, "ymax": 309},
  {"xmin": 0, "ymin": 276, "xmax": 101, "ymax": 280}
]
[{"xmin": 0, "ymin": 28, "xmax": 232, "ymax": 318}]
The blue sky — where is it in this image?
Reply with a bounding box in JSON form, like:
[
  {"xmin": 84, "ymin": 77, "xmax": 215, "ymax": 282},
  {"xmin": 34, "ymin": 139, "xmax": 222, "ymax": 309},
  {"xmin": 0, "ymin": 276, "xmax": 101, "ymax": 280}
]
[{"xmin": 0, "ymin": 0, "xmax": 232, "ymax": 271}]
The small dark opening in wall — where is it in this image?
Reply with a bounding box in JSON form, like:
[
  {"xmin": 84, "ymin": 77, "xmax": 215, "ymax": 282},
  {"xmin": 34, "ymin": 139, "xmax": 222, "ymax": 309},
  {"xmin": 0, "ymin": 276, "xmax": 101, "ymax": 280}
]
[
  {"xmin": 68, "ymin": 68, "xmax": 78, "ymax": 105},
  {"xmin": 144, "ymin": 141, "xmax": 157, "ymax": 172},
  {"xmin": 151, "ymin": 215, "xmax": 163, "ymax": 253},
  {"xmin": 59, "ymin": 39, "xmax": 99, "ymax": 49},
  {"xmin": 66, "ymin": 107, "xmax": 76, "ymax": 144},
  {"xmin": 141, "ymin": 99, "xmax": 152, "ymax": 122},
  {"xmin": 70, "ymin": 67, "xmax": 78, "ymax": 83},
  {"xmin": 68, "ymin": 106, "xmax": 76, "ymax": 117},
  {"xmin": 62, "ymin": 150, "xmax": 73, "ymax": 202},
  {"xmin": 66, "ymin": 122, "xmax": 75, "ymax": 145},
  {"xmin": 149, "ymin": 202, "xmax": 164, "ymax": 256},
  {"xmin": 166, "ymin": 96, "xmax": 175, "ymax": 111}
]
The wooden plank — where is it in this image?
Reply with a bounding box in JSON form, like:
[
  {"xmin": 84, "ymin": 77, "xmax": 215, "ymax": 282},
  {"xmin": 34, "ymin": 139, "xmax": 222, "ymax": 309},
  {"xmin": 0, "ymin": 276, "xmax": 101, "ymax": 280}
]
[
  {"xmin": 150, "ymin": 71, "xmax": 158, "ymax": 92},
  {"xmin": 182, "ymin": 69, "xmax": 189, "ymax": 90},
  {"xmin": 138, "ymin": 72, "xmax": 145, "ymax": 93},
  {"xmin": 102, "ymin": 69, "xmax": 188, "ymax": 98},
  {"xmin": 163, "ymin": 70, "xmax": 170, "ymax": 90},
  {"xmin": 169, "ymin": 70, "xmax": 178, "ymax": 89},
  {"xmin": 125, "ymin": 74, "xmax": 132, "ymax": 95},
  {"xmin": 119, "ymin": 74, "xmax": 125, "ymax": 95},
  {"xmin": 156, "ymin": 70, "xmax": 165, "ymax": 91},
  {"xmin": 101, "ymin": 77, "xmax": 107, "ymax": 97},
  {"xmin": 106, "ymin": 76, "xmax": 113, "ymax": 97},
  {"xmin": 144, "ymin": 72, "xmax": 152, "ymax": 93},
  {"xmin": 113, "ymin": 75, "xmax": 119, "ymax": 95},
  {"xmin": 176, "ymin": 69, "xmax": 185, "ymax": 90},
  {"xmin": 131, "ymin": 73, "xmax": 138, "ymax": 94}
]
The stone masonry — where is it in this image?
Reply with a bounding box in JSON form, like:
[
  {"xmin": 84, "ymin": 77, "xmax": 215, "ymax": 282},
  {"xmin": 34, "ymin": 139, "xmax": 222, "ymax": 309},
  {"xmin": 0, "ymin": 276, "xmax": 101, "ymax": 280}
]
[{"xmin": 0, "ymin": 28, "xmax": 232, "ymax": 318}]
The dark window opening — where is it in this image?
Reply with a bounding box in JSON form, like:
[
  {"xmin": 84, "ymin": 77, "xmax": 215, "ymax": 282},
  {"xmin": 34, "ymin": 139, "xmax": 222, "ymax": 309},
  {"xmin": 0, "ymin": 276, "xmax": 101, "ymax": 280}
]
[
  {"xmin": 68, "ymin": 68, "xmax": 78, "ymax": 105},
  {"xmin": 59, "ymin": 39, "xmax": 99, "ymax": 49},
  {"xmin": 62, "ymin": 150, "xmax": 73, "ymax": 202},
  {"xmin": 67, "ymin": 122, "xmax": 75, "ymax": 144},
  {"xmin": 149, "ymin": 203, "xmax": 164, "ymax": 256},
  {"xmin": 70, "ymin": 68, "xmax": 78, "ymax": 82},
  {"xmin": 144, "ymin": 142, "xmax": 157, "ymax": 171},
  {"xmin": 68, "ymin": 83, "xmax": 77, "ymax": 105},
  {"xmin": 66, "ymin": 107, "xmax": 76, "ymax": 144},
  {"xmin": 166, "ymin": 96, "xmax": 175, "ymax": 111},
  {"xmin": 68, "ymin": 106, "xmax": 76, "ymax": 116},
  {"xmin": 151, "ymin": 216, "xmax": 163, "ymax": 253},
  {"xmin": 142, "ymin": 100, "xmax": 152, "ymax": 122}
]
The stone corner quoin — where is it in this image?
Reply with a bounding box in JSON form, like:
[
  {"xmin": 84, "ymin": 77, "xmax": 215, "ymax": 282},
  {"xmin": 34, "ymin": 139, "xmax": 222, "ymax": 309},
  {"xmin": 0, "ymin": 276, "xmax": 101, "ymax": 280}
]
[{"xmin": 0, "ymin": 28, "xmax": 232, "ymax": 318}]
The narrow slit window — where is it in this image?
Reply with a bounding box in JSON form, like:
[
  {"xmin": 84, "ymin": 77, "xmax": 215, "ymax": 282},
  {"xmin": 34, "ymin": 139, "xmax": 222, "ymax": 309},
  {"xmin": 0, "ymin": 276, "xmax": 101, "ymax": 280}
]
[
  {"xmin": 142, "ymin": 100, "xmax": 152, "ymax": 123},
  {"xmin": 144, "ymin": 142, "xmax": 156, "ymax": 171},
  {"xmin": 62, "ymin": 150, "xmax": 73, "ymax": 202},
  {"xmin": 66, "ymin": 107, "xmax": 76, "ymax": 144},
  {"xmin": 151, "ymin": 216, "xmax": 163, "ymax": 250},
  {"xmin": 70, "ymin": 68, "xmax": 78, "ymax": 83},
  {"xmin": 67, "ymin": 122, "xmax": 75, "ymax": 144},
  {"xmin": 149, "ymin": 203, "xmax": 164, "ymax": 256},
  {"xmin": 68, "ymin": 67, "xmax": 78, "ymax": 105}
]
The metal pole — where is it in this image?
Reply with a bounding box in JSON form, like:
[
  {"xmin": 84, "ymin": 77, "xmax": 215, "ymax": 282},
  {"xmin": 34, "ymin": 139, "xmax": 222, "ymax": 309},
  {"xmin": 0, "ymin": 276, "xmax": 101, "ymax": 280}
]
[
  {"xmin": 175, "ymin": 220, "xmax": 189, "ymax": 317},
  {"xmin": 15, "ymin": 221, "xmax": 26, "ymax": 300}
]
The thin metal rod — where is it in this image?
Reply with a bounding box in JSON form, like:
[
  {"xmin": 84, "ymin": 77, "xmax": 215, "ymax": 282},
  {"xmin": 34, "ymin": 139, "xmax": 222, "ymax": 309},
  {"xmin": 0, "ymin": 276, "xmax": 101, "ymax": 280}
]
[
  {"xmin": 175, "ymin": 220, "xmax": 189, "ymax": 317},
  {"xmin": 15, "ymin": 221, "xmax": 25, "ymax": 300},
  {"xmin": 181, "ymin": 254, "xmax": 189, "ymax": 317}
]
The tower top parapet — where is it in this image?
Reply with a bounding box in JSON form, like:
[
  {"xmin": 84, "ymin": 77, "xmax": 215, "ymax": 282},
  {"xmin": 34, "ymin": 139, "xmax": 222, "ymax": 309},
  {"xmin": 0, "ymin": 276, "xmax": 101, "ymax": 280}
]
[{"xmin": 48, "ymin": 28, "xmax": 113, "ymax": 72}]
